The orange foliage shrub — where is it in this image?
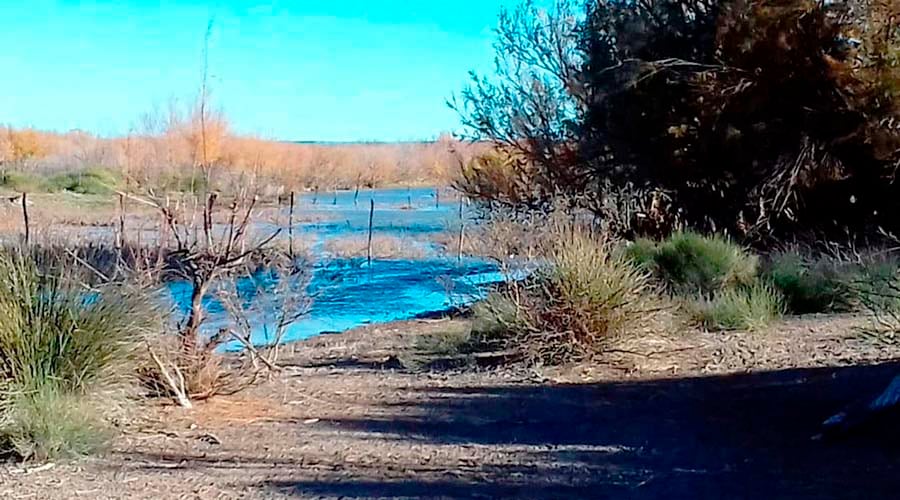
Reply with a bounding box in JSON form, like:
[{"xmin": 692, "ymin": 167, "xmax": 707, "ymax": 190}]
[{"xmin": 0, "ymin": 122, "xmax": 483, "ymax": 193}]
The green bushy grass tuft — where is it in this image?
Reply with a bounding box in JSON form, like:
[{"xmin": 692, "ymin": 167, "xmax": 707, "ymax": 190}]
[
  {"xmin": 763, "ymin": 251, "xmax": 900, "ymax": 315},
  {"xmin": 691, "ymin": 283, "xmax": 786, "ymax": 331},
  {"xmin": 46, "ymin": 168, "xmax": 121, "ymax": 195},
  {"xmin": 622, "ymin": 238, "xmax": 659, "ymax": 271},
  {"xmin": 0, "ymin": 249, "xmax": 153, "ymax": 460},
  {"xmin": 0, "ymin": 170, "xmax": 47, "ymax": 192},
  {"xmin": 763, "ymin": 252, "xmax": 856, "ymax": 314},
  {"xmin": 653, "ymin": 232, "xmax": 757, "ymax": 294},
  {"xmin": 4, "ymin": 385, "xmax": 113, "ymax": 461},
  {"xmin": 624, "ymin": 232, "xmax": 758, "ymax": 295}
]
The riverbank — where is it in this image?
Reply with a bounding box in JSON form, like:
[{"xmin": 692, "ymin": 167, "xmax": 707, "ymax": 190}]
[{"xmin": 3, "ymin": 314, "xmax": 899, "ymax": 499}]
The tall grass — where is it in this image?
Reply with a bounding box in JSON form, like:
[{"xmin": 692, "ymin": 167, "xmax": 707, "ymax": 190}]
[
  {"xmin": 0, "ymin": 249, "xmax": 154, "ymax": 460},
  {"xmin": 5, "ymin": 386, "xmax": 114, "ymax": 461},
  {"xmin": 475, "ymin": 222, "xmax": 663, "ymax": 363},
  {"xmin": 691, "ymin": 283, "xmax": 786, "ymax": 331}
]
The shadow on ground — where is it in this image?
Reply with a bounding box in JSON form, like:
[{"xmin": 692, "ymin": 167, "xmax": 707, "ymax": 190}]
[{"xmin": 263, "ymin": 361, "xmax": 900, "ymax": 499}]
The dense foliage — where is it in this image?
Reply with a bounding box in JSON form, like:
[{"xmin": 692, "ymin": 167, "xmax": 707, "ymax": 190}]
[{"xmin": 457, "ymin": 0, "xmax": 900, "ymax": 240}]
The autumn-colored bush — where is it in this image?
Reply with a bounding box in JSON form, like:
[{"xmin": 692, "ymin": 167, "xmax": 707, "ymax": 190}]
[{"xmin": 0, "ymin": 120, "xmax": 480, "ymax": 197}]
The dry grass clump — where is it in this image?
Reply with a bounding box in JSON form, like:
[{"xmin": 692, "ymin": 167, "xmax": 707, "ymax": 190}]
[
  {"xmin": 475, "ymin": 221, "xmax": 666, "ymax": 364},
  {"xmin": 324, "ymin": 234, "xmax": 429, "ymax": 259},
  {"xmin": 138, "ymin": 333, "xmax": 237, "ymax": 405}
]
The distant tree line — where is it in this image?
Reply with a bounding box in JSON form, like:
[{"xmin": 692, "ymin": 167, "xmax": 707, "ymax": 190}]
[
  {"xmin": 0, "ymin": 119, "xmax": 478, "ymax": 196},
  {"xmin": 455, "ymin": 0, "xmax": 900, "ymax": 241}
]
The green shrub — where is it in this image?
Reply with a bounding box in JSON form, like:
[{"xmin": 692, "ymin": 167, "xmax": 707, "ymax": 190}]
[
  {"xmin": 691, "ymin": 283, "xmax": 785, "ymax": 331},
  {"xmin": 4, "ymin": 385, "xmax": 112, "ymax": 461},
  {"xmin": 636, "ymin": 232, "xmax": 757, "ymax": 295},
  {"xmin": 622, "ymin": 238, "xmax": 659, "ymax": 271},
  {"xmin": 764, "ymin": 252, "xmax": 855, "ymax": 314},
  {"xmin": 0, "ymin": 249, "xmax": 152, "ymax": 460},
  {"xmin": 0, "ymin": 171, "xmax": 47, "ymax": 192},
  {"xmin": 46, "ymin": 168, "xmax": 120, "ymax": 195}
]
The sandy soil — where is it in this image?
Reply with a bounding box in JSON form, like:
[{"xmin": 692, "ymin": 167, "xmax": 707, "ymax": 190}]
[{"xmin": 2, "ymin": 316, "xmax": 900, "ymax": 499}]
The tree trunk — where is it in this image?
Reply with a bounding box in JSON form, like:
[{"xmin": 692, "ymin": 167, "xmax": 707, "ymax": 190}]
[{"xmin": 184, "ymin": 280, "xmax": 207, "ymax": 352}]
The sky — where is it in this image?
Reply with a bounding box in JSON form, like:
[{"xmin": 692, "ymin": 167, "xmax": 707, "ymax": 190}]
[{"xmin": 0, "ymin": 1, "xmax": 509, "ymax": 142}]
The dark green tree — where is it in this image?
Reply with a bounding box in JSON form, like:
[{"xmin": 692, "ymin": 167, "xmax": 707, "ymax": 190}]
[{"xmin": 457, "ymin": 0, "xmax": 900, "ymax": 240}]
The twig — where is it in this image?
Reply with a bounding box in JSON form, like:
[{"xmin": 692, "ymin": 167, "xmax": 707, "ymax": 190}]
[
  {"xmin": 147, "ymin": 345, "xmax": 193, "ymax": 409},
  {"xmin": 64, "ymin": 248, "xmax": 110, "ymax": 283}
]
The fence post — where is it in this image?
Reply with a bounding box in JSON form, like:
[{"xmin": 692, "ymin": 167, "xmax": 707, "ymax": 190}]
[
  {"xmin": 288, "ymin": 191, "xmax": 295, "ymax": 260},
  {"xmin": 117, "ymin": 192, "xmax": 126, "ymax": 249},
  {"xmin": 367, "ymin": 199, "xmax": 375, "ymax": 266},
  {"xmin": 457, "ymin": 223, "xmax": 465, "ymax": 263},
  {"xmin": 21, "ymin": 192, "xmax": 29, "ymax": 246},
  {"xmin": 457, "ymin": 195, "xmax": 466, "ymax": 263}
]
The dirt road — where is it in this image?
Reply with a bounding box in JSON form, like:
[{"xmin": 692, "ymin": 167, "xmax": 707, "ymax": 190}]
[{"xmin": 2, "ymin": 318, "xmax": 900, "ymax": 499}]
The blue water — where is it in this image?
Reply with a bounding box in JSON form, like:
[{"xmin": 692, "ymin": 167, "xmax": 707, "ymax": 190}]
[
  {"xmin": 166, "ymin": 258, "xmax": 504, "ymax": 350},
  {"xmin": 164, "ymin": 188, "xmax": 502, "ymax": 349},
  {"xmin": 289, "ymin": 187, "xmax": 469, "ymax": 245}
]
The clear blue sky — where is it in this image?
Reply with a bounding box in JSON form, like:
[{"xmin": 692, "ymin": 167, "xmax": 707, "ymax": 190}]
[{"xmin": 0, "ymin": 1, "xmax": 509, "ymax": 142}]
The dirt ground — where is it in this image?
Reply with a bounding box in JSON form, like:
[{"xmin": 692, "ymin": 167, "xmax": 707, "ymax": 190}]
[{"xmin": 3, "ymin": 315, "xmax": 900, "ymax": 499}]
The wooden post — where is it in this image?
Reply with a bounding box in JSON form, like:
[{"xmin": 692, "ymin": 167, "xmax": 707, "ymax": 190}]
[
  {"xmin": 407, "ymin": 187, "xmax": 412, "ymax": 209},
  {"xmin": 435, "ymin": 188, "xmax": 440, "ymax": 209},
  {"xmin": 288, "ymin": 191, "xmax": 295, "ymax": 260},
  {"xmin": 367, "ymin": 199, "xmax": 374, "ymax": 266},
  {"xmin": 333, "ymin": 188, "xmax": 338, "ymax": 206},
  {"xmin": 354, "ymin": 184, "xmax": 360, "ymax": 207},
  {"xmin": 21, "ymin": 192, "xmax": 29, "ymax": 246},
  {"xmin": 117, "ymin": 192, "xmax": 126, "ymax": 249},
  {"xmin": 312, "ymin": 186, "xmax": 318, "ymax": 205},
  {"xmin": 457, "ymin": 223, "xmax": 465, "ymax": 263},
  {"xmin": 204, "ymin": 192, "xmax": 216, "ymax": 250},
  {"xmin": 456, "ymin": 195, "xmax": 466, "ymax": 263}
]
